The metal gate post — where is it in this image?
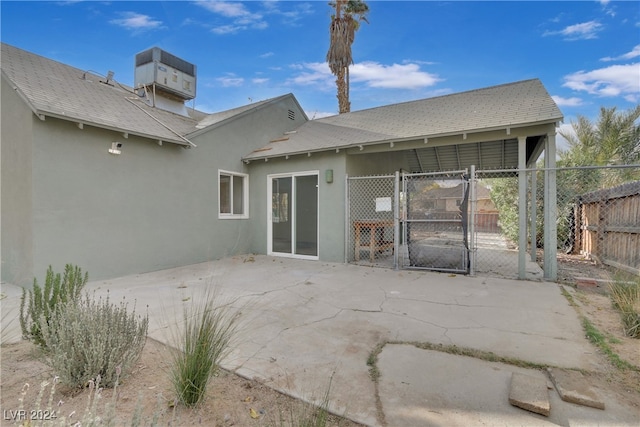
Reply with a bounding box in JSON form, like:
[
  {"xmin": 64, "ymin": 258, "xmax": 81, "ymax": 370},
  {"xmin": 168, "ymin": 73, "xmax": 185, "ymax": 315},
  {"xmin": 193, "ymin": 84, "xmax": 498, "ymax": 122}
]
[
  {"xmin": 393, "ymin": 171, "xmax": 400, "ymax": 270},
  {"xmin": 344, "ymin": 174, "xmax": 349, "ymax": 264},
  {"xmin": 469, "ymin": 165, "xmax": 476, "ymax": 275}
]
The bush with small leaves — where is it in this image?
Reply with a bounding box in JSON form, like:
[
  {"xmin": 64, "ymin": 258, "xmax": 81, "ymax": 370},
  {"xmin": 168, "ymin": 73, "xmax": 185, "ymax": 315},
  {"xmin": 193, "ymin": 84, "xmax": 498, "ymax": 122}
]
[
  {"xmin": 19, "ymin": 264, "xmax": 88, "ymax": 348},
  {"xmin": 40, "ymin": 292, "xmax": 148, "ymax": 389}
]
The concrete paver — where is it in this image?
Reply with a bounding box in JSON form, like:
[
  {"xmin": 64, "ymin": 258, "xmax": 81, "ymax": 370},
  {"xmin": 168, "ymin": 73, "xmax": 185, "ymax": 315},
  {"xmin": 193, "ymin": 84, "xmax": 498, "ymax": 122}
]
[
  {"xmin": 509, "ymin": 372, "xmax": 551, "ymax": 417},
  {"xmin": 548, "ymin": 368, "xmax": 605, "ymax": 410},
  {"xmin": 2, "ymin": 255, "xmax": 638, "ymax": 426}
]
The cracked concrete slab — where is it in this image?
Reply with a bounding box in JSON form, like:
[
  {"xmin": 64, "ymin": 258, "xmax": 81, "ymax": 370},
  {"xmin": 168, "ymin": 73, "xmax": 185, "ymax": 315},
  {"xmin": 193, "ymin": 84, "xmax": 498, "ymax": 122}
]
[{"xmin": 3, "ymin": 255, "xmax": 636, "ymax": 427}]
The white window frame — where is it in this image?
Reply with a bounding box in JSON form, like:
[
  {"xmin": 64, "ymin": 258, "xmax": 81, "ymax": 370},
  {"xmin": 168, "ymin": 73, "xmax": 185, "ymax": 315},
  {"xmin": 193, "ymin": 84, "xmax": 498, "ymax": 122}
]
[{"xmin": 218, "ymin": 170, "xmax": 249, "ymax": 219}]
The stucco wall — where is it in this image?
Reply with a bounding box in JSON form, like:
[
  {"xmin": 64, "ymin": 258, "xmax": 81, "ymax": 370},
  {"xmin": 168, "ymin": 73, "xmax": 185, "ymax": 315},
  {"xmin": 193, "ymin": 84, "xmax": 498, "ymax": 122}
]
[
  {"xmin": 21, "ymin": 96, "xmax": 305, "ymax": 282},
  {"xmin": 246, "ymin": 151, "xmax": 347, "ymax": 262},
  {"xmin": 1, "ymin": 76, "xmax": 34, "ymax": 286},
  {"xmin": 345, "ymin": 150, "xmax": 410, "ymax": 176}
]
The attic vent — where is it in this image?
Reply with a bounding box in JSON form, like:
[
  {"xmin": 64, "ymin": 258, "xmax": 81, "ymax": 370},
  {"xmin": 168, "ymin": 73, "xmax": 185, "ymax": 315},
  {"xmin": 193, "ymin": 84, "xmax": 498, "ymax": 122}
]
[{"xmin": 288, "ymin": 109, "xmax": 295, "ymax": 120}]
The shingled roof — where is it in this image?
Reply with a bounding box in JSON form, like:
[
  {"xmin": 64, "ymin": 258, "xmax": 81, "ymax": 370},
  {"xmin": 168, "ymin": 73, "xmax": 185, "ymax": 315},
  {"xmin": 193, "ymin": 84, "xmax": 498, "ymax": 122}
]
[
  {"xmin": 244, "ymin": 78, "xmax": 563, "ymax": 161},
  {"xmin": 1, "ymin": 43, "xmax": 298, "ymax": 147}
]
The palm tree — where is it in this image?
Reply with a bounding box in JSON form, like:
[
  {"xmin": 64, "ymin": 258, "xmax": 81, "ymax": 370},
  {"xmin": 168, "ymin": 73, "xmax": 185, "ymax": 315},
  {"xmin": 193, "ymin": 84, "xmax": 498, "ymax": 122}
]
[
  {"xmin": 559, "ymin": 105, "xmax": 640, "ymax": 186},
  {"xmin": 326, "ymin": 0, "xmax": 369, "ymax": 114}
]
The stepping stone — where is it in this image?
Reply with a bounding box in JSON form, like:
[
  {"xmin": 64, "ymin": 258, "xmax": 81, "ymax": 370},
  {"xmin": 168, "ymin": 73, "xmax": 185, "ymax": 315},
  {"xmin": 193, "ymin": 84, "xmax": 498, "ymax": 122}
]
[
  {"xmin": 509, "ymin": 372, "xmax": 551, "ymax": 416},
  {"xmin": 547, "ymin": 368, "xmax": 605, "ymax": 410}
]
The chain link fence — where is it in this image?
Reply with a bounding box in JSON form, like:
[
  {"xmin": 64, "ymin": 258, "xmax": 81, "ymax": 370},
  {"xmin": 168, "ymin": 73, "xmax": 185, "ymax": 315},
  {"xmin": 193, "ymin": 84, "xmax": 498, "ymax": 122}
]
[
  {"xmin": 478, "ymin": 164, "xmax": 640, "ymax": 280},
  {"xmin": 346, "ymin": 175, "xmax": 396, "ymax": 267},
  {"xmin": 347, "ymin": 165, "xmax": 639, "ymax": 281}
]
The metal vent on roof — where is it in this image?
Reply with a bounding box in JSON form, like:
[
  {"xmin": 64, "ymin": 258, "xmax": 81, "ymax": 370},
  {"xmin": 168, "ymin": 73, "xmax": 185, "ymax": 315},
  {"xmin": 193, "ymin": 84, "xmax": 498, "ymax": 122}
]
[{"xmin": 288, "ymin": 109, "xmax": 295, "ymax": 120}]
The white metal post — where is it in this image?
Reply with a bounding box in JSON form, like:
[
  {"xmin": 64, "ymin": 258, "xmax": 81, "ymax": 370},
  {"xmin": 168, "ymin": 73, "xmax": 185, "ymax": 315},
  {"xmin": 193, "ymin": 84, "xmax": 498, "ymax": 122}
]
[
  {"xmin": 518, "ymin": 136, "xmax": 527, "ymax": 279},
  {"xmin": 530, "ymin": 169, "xmax": 537, "ymax": 262},
  {"xmin": 469, "ymin": 165, "xmax": 476, "ymax": 276},
  {"xmin": 544, "ymin": 133, "xmax": 558, "ymax": 280},
  {"xmin": 394, "ymin": 171, "xmax": 400, "ymax": 270}
]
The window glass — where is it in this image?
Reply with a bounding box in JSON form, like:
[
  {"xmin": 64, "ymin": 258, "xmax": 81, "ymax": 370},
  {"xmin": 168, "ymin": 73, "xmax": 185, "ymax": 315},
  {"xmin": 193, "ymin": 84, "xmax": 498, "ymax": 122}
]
[{"xmin": 219, "ymin": 171, "xmax": 248, "ymax": 218}]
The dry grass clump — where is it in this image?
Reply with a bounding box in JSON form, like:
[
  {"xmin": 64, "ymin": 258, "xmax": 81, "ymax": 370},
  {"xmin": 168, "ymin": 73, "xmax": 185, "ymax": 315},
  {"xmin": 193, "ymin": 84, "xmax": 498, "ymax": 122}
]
[
  {"xmin": 169, "ymin": 289, "xmax": 241, "ymax": 407},
  {"xmin": 609, "ymin": 277, "xmax": 640, "ymax": 338}
]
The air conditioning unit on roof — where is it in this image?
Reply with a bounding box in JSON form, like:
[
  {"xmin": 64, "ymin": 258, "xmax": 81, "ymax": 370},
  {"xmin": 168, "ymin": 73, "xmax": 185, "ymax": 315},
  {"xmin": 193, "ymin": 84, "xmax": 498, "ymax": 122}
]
[{"xmin": 134, "ymin": 47, "xmax": 196, "ymax": 100}]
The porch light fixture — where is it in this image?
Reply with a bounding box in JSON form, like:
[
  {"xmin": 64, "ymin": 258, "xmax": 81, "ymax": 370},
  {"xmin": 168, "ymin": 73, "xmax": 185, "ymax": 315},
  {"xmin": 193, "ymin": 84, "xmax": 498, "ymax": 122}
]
[
  {"xmin": 325, "ymin": 169, "xmax": 334, "ymax": 184},
  {"xmin": 108, "ymin": 142, "xmax": 122, "ymax": 155}
]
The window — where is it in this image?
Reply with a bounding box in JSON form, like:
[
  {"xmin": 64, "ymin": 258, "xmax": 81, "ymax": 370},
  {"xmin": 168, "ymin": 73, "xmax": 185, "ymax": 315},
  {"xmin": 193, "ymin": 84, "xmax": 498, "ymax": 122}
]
[{"xmin": 219, "ymin": 170, "xmax": 248, "ymax": 219}]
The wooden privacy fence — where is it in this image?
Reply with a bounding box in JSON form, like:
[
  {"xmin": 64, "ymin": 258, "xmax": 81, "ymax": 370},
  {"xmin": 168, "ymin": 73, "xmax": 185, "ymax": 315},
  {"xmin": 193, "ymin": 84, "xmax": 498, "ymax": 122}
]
[{"xmin": 575, "ymin": 181, "xmax": 640, "ymax": 275}]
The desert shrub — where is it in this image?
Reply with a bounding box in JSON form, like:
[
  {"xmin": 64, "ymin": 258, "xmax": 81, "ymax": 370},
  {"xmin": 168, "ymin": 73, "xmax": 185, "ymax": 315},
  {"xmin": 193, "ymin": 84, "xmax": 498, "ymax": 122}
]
[
  {"xmin": 169, "ymin": 290, "xmax": 241, "ymax": 407},
  {"xmin": 40, "ymin": 292, "xmax": 148, "ymax": 389},
  {"xmin": 609, "ymin": 278, "xmax": 640, "ymax": 338},
  {"xmin": 19, "ymin": 264, "xmax": 88, "ymax": 347}
]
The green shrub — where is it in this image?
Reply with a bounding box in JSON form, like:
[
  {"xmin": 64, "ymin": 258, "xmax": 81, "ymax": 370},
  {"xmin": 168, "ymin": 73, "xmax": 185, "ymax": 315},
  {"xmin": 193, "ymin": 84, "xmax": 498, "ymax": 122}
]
[
  {"xmin": 40, "ymin": 292, "xmax": 148, "ymax": 389},
  {"xmin": 169, "ymin": 290, "xmax": 241, "ymax": 407},
  {"xmin": 609, "ymin": 279, "xmax": 640, "ymax": 338},
  {"xmin": 19, "ymin": 264, "xmax": 88, "ymax": 347}
]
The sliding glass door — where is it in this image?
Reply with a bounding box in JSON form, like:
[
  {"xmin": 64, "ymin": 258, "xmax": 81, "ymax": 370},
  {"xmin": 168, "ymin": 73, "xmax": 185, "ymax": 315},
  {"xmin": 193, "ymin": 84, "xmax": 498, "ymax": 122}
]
[{"xmin": 268, "ymin": 172, "xmax": 318, "ymax": 259}]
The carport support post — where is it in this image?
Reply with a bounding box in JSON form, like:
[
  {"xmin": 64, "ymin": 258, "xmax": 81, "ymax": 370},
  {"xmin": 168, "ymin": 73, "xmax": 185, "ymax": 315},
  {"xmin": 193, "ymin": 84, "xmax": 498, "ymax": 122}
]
[
  {"xmin": 518, "ymin": 136, "xmax": 527, "ymax": 279},
  {"xmin": 543, "ymin": 133, "xmax": 558, "ymax": 280}
]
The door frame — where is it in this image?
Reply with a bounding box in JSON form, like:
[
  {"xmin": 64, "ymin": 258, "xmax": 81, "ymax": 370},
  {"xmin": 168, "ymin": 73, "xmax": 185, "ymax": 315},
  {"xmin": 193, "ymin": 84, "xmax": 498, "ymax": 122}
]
[{"xmin": 267, "ymin": 170, "xmax": 319, "ymax": 260}]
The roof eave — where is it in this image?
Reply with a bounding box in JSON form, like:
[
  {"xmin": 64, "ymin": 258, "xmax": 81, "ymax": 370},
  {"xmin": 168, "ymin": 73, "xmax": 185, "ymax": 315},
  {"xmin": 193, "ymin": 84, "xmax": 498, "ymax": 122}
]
[
  {"xmin": 37, "ymin": 110, "xmax": 195, "ymax": 148},
  {"xmin": 243, "ymin": 118, "xmax": 563, "ymax": 162}
]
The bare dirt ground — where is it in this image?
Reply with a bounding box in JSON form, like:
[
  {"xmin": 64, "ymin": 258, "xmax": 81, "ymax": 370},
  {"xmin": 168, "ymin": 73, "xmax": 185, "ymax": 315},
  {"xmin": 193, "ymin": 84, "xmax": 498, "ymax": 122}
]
[
  {"xmin": 554, "ymin": 253, "xmax": 640, "ymax": 409},
  {"xmin": 1, "ymin": 337, "xmax": 363, "ymax": 426}
]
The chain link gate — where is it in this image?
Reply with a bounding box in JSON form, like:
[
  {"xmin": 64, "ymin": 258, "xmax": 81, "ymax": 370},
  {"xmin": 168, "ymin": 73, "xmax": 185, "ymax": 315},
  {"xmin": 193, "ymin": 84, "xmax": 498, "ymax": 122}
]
[
  {"xmin": 402, "ymin": 170, "xmax": 471, "ymax": 273},
  {"xmin": 346, "ymin": 171, "xmax": 473, "ymax": 274}
]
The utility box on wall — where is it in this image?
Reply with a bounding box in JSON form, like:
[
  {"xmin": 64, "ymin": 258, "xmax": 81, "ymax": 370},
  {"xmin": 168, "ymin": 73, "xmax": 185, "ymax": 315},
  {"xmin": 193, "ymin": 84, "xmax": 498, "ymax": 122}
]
[{"xmin": 134, "ymin": 47, "xmax": 196, "ymax": 100}]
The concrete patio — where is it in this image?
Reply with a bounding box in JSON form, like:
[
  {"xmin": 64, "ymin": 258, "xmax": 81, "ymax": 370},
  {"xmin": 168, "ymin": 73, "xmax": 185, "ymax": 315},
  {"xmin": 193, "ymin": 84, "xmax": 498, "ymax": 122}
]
[{"xmin": 2, "ymin": 255, "xmax": 638, "ymax": 426}]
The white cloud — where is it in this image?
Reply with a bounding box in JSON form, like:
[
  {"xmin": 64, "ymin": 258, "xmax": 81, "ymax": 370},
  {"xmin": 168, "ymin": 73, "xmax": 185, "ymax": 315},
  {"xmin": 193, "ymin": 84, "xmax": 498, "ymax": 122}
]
[
  {"xmin": 260, "ymin": 52, "xmax": 274, "ymax": 59},
  {"xmin": 211, "ymin": 24, "xmax": 244, "ymax": 34},
  {"xmin": 601, "ymin": 44, "xmax": 640, "ymax": 62},
  {"xmin": 197, "ymin": 1, "xmax": 252, "ymax": 17},
  {"xmin": 562, "ymin": 63, "xmax": 640, "ymax": 102},
  {"xmin": 552, "ymin": 96, "xmax": 584, "ymax": 107},
  {"xmin": 110, "ymin": 12, "xmax": 162, "ymax": 31},
  {"xmin": 288, "ymin": 61, "xmax": 441, "ymax": 90},
  {"xmin": 196, "ymin": 0, "xmax": 267, "ymax": 33},
  {"xmin": 543, "ymin": 20, "xmax": 603, "ymax": 40},
  {"xmin": 351, "ymin": 62, "xmax": 441, "ymax": 89},
  {"xmin": 252, "ymin": 78, "xmax": 269, "ymax": 84},
  {"xmin": 217, "ymin": 74, "xmax": 244, "ymax": 87},
  {"xmin": 556, "ymin": 123, "xmax": 575, "ymax": 152}
]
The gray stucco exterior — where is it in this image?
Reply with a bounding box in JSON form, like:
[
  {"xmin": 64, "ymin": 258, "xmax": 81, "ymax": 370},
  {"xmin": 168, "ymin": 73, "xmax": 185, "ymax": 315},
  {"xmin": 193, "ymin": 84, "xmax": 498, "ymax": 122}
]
[
  {"xmin": 1, "ymin": 55, "xmax": 306, "ymax": 284},
  {"xmin": 2, "ymin": 43, "xmax": 564, "ymax": 285}
]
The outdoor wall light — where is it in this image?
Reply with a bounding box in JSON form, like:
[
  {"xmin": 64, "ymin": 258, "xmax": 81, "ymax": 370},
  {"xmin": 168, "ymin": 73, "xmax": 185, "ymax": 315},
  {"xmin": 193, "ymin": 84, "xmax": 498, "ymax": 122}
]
[
  {"xmin": 325, "ymin": 169, "xmax": 334, "ymax": 184},
  {"xmin": 109, "ymin": 142, "xmax": 123, "ymax": 155}
]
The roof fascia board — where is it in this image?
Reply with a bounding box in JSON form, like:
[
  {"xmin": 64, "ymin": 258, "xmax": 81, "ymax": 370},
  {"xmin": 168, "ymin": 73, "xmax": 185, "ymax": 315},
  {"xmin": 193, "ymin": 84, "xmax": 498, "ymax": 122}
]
[
  {"xmin": 346, "ymin": 122, "xmax": 559, "ymax": 155},
  {"xmin": 245, "ymin": 121, "xmax": 560, "ymax": 161},
  {"xmin": 187, "ymin": 93, "xmax": 306, "ymax": 139},
  {"xmin": 37, "ymin": 111, "xmax": 193, "ymax": 147}
]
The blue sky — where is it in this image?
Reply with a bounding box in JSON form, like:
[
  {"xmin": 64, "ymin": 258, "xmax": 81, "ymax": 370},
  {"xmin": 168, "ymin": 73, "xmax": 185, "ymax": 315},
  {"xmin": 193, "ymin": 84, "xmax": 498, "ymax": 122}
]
[{"xmin": 2, "ymin": 1, "xmax": 639, "ymax": 141}]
